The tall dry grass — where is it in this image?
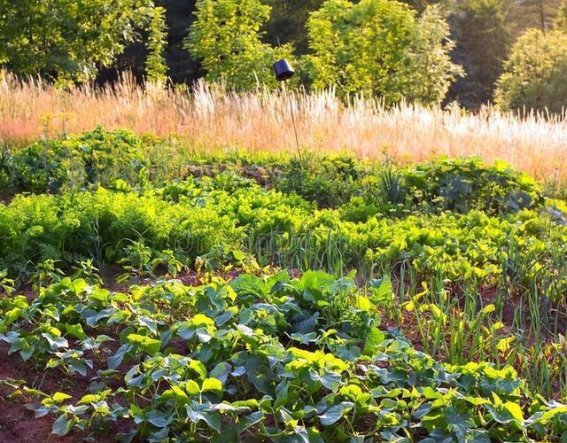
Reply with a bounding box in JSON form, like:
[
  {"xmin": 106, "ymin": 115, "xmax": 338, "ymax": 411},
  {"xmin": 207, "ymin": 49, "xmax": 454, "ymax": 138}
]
[{"xmin": 1, "ymin": 72, "xmax": 567, "ymax": 185}]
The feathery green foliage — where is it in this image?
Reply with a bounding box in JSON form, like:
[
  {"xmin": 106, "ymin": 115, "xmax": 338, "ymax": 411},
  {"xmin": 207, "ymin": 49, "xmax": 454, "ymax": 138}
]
[
  {"xmin": 0, "ymin": 0, "xmax": 153, "ymax": 83},
  {"xmin": 304, "ymin": 0, "xmax": 460, "ymax": 104},
  {"xmin": 495, "ymin": 29, "xmax": 567, "ymax": 113},
  {"xmin": 145, "ymin": 6, "xmax": 169, "ymax": 84},
  {"xmin": 186, "ymin": 0, "xmax": 294, "ymax": 91}
]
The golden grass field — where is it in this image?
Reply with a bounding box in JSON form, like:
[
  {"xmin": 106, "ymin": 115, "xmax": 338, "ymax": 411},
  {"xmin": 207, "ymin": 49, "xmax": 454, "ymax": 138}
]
[{"xmin": 1, "ymin": 72, "xmax": 567, "ymax": 188}]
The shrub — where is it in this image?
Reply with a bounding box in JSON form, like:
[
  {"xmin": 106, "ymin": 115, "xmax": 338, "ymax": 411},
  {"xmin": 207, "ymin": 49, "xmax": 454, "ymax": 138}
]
[
  {"xmin": 0, "ymin": 0, "xmax": 152, "ymax": 83},
  {"xmin": 11, "ymin": 128, "xmax": 148, "ymax": 193},
  {"xmin": 274, "ymin": 154, "xmax": 363, "ymax": 208},
  {"xmin": 403, "ymin": 157, "xmax": 543, "ymax": 213}
]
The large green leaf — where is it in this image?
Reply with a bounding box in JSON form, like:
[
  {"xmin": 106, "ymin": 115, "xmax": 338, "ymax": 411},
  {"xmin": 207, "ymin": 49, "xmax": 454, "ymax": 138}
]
[{"xmin": 318, "ymin": 402, "xmax": 354, "ymax": 426}]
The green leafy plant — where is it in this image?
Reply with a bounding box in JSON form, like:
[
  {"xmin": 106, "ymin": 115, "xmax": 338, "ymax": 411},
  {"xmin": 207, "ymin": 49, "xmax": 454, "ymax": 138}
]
[
  {"xmin": 304, "ymin": 0, "xmax": 461, "ymax": 104},
  {"xmin": 404, "ymin": 157, "xmax": 543, "ymax": 213},
  {"xmin": 29, "ymin": 259, "xmax": 64, "ymax": 293},
  {"xmin": 0, "ymin": 269, "xmax": 14, "ymax": 295},
  {"xmin": 0, "ymin": 273, "xmax": 565, "ymax": 441},
  {"xmin": 186, "ymin": 0, "xmax": 295, "ymax": 91},
  {"xmin": 11, "ymin": 128, "xmax": 149, "ymax": 193}
]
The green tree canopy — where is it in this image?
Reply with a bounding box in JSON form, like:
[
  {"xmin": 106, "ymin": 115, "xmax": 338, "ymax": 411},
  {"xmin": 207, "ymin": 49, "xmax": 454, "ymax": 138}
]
[
  {"xmin": 304, "ymin": 0, "xmax": 461, "ymax": 105},
  {"xmin": 145, "ymin": 6, "xmax": 168, "ymax": 83},
  {"xmin": 495, "ymin": 28, "xmax": 567, "ymax": 113},
  {"xmin": 186, "ymin": 0, "xmax": 294, "ymax": 91},
  {"xmin": 0, "ymin": 0, "xmax": 153, "ymax": 83}
]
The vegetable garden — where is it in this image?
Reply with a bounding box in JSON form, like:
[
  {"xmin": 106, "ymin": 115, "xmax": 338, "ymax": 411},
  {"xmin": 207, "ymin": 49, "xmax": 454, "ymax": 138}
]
[{"xmin": 0, "ymin": 128, "xmax": 566, "ymax": 442}]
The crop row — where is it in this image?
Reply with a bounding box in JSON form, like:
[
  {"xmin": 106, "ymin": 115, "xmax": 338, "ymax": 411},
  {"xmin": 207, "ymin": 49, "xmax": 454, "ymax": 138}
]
[
  {"xmin": 1, "ymin": 170, "xmax": 565, "ymax": 290},
  {"xmin": 1, "ymin": 273, "xmax": 566, "ymax": 442}
]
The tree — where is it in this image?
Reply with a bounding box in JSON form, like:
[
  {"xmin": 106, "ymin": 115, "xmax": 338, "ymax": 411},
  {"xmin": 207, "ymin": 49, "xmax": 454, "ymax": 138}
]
[
  {"xmin": 145, "ymin": 6, "xmax": 168, "ymax": 83},
  {"xmin": 0, "ymin": 0, "xmax": 153, "ymax": 83},
  {"xmin": 410, "ymin": 5, "xmax": 463, "ymax": 104},
  {"xmin": 494, "ymin": 29, "xmax": 567, "ymax": 113},
  {"xmin": 447, "ymin": 0, "xmax": 512, "ymax": 107},
  {"xmin": 186, "ymin": 0, "xmax": 294, "ymax": 91},
  {"xmin": 304, "ymin": 0, "xmax": 460, "ymax": 105}
]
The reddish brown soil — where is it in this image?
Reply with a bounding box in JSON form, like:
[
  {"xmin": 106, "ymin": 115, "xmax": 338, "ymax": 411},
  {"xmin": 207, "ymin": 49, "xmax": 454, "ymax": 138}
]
[
  {"xmin": 0, "ymin": 346, "xmax": 77, "ymax": 443},
  {"xmin": 0, "ymin": 341, "xmax": 136, "ymax": 443},
  {"xmin": 0, "ymin": 399, "xmax": 71, "ymax": 443}
]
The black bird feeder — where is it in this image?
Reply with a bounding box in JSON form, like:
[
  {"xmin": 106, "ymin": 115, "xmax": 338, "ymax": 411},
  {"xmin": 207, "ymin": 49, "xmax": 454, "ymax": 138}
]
[
  {"xmin": 273, "ymin": 59, "xmax": 295, "ymax": 81},
  {"xmin": 273, "ymin": 59, "xmax": 300, "ymax": 152}
]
